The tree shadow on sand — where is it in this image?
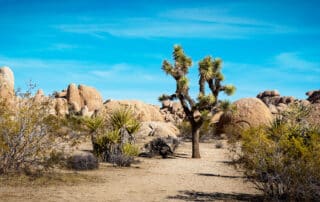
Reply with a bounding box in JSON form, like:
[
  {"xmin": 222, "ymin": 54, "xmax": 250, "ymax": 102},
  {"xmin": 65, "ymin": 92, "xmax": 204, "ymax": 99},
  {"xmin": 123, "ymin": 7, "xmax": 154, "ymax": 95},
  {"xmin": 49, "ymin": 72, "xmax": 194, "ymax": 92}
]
[
  {"xmin": 167, "ymin": 190, "xmax": 264, "ymax": 201},
  {"xmin": 197, "ymin": 173, "xmax": 246, "ymax": 179}
]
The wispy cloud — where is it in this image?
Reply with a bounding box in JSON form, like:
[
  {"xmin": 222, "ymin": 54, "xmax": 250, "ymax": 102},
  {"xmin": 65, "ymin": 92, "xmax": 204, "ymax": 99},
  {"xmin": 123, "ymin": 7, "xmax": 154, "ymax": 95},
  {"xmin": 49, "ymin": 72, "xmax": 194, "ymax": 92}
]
[
  {"xmin": 160, "ymin": 7, "xmax": 271, "ymax": 26},
  {"xmin": 56, "ymin": 18, "xmax": 293, "ymax": 39},
  {"xmin": 49, "ymin": 43, "xmax": 78, "ymax": 51},
  {"xmin": 54, "ymin": 4, "xmax": 303, "ymax": 39},
  {"xmin": 275, "ymin": 52, "xmax": 320, "ymax": 72},
  {"xmin": 0, "ymin": 55, "xmax": 89, "ymax": 69},
  {"xmin": 91, "ymin": 63, "xmax": 131, "ymax": 77}
]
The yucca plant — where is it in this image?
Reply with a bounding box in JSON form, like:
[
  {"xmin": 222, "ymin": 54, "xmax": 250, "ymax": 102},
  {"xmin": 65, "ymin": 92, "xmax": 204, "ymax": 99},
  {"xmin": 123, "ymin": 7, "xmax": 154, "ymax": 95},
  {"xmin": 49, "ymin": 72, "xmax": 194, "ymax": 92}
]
[
  {"xmin": 107, "ymin": 107, "xmax": 141, "ymax": 134},
  {"xmin": 88, "ymin": 108, "xmax": 141, "ymax": 166}
]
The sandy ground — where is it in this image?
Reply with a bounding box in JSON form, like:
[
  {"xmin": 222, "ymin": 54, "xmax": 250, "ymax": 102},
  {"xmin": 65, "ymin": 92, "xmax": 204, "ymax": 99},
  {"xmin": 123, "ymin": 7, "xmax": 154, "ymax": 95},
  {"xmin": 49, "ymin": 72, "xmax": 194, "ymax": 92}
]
[{"xmin": 0, "ymin": 141, "xmax": 262, "ymax": 202}]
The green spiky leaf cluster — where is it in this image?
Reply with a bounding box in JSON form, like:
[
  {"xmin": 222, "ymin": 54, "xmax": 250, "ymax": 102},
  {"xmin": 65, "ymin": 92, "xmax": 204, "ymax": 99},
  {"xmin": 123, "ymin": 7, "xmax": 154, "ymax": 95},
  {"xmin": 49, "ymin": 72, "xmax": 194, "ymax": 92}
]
[
  {"xmin": 107, "ymin": 108, "xmax": 141, "ymax": 134},
  {"xmin": 197, "ymin": 94, "xmax": 216, "ymax": 107},
  {"xmin": 198, "ymin": 56, "xmax": 223, "ymax": 81},
  {"xmin": 178, "ymin": 76, "xmax": 189, "ymax": 92},
  {"xmin": 162, "ymin": 45, "xmax": 192, "ymax": 80},
  {"xmin": 219, "ymin": 100, "xmax": 237, "ymax": 113},
  {"xmin": 173, "ymin": 45, "xmax": 192, "ymax": 73},
  {"xmin": 162, "ymin": 60, "xmax": 173, "ymax": 75},
  {"xmin": 224, "ymin": 85, "xmax": 236, "ymax": 96}
]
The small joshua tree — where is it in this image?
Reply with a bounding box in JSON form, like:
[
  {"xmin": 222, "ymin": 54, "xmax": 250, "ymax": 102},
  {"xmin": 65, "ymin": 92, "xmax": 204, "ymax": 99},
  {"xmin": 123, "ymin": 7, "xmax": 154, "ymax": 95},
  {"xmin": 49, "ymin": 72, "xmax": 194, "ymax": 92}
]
[{"xmin": 160, "ymin": 45, "xmax": 235, "ymax": 158}]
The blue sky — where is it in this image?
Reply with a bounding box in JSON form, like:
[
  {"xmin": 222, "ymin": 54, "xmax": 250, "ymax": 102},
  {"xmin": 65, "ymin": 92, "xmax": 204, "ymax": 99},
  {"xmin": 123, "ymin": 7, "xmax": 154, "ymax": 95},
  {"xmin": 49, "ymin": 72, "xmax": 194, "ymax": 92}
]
[{"xmin": 0, "ymin": 0, "xmax": 319, "ymax": 104}]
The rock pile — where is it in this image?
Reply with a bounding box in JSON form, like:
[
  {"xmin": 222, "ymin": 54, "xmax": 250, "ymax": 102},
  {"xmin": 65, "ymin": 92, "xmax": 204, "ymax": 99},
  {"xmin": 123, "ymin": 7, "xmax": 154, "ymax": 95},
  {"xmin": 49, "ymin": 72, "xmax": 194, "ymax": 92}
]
[
  {"xmin": 54, "ymin": 83, "xmax": 104, "ymax": 116},
  {"xmin": 159, "ymin": 100, "xmax": 185, "ymax": 123},
  {"xmin": 104, "ymin": 100, "xmax": 164, "ymax": 122},
  {"xmin": 306, "ymin": 90, "xmax": 320, "ymax": 104},
  {"xmin": 257, "ymin": 90, "xmax": 297, "ymax": 115}
]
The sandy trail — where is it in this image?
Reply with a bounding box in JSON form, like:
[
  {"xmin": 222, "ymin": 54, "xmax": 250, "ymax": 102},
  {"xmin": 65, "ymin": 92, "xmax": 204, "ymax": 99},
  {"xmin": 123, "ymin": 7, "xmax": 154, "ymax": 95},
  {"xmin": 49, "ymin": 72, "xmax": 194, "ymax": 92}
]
[{"xmin": 0, "ymin": 142, "xmax": 262, "ymax": 202}]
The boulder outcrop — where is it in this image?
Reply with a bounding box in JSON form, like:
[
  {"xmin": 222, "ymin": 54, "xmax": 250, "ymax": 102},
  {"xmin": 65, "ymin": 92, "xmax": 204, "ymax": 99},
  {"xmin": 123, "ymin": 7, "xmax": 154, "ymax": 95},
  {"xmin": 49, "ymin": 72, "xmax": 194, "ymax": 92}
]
[
  {"xmin": 54, "ymin": 83, "xmax": 104, "ymax": 116},
  {"xmin": 104, "ymin": 100, "xmax": 164, "ymax": 122},
  {"xmin": 0, "ymin": 66, "xmax": 15, "ymax": 100},
  {"xmin": 78, "ymin": 85, "xmax": 104, "ymax": 112},
  {"xmin": 159, "ymin": 100, "xmax": 185, "ymax": 123},
  {"xmin": 135, "ymin": 121, "xmax": 179, "ymax": 142},
  {"xmin": 257, "ymin": 90, "xmax": 297, "ymax": 115},
  {"xmin": 218, "ymin": 98, "xmax": 273, "ymax": 133},
  {"xmin": 306, "ymin": 90, "xmax": 320, "ymax": 104}
]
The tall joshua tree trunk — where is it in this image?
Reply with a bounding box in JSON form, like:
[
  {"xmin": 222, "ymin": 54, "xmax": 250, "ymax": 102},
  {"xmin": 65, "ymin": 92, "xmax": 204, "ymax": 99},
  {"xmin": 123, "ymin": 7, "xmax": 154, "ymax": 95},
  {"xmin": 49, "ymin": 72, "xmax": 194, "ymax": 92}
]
[{"xmin": 191, "ymin": 123, "xmax": 201, "ymax": 158}]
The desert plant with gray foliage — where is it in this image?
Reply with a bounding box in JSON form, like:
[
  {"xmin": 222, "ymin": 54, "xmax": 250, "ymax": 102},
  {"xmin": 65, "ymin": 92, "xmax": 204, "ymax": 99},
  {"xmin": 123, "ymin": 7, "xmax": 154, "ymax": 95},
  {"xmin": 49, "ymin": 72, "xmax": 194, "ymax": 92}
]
[{"xmin": 0, "ymin": 87, "xmax": 79, "ymax": 174}]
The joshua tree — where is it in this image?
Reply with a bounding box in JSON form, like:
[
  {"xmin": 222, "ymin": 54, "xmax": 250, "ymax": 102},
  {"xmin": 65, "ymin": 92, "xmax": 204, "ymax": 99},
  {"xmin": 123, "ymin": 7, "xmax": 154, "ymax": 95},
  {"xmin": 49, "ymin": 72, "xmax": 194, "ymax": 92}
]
[{"xmin": 160, "ymin": 45, "xmax": 236, "ymax": 158}]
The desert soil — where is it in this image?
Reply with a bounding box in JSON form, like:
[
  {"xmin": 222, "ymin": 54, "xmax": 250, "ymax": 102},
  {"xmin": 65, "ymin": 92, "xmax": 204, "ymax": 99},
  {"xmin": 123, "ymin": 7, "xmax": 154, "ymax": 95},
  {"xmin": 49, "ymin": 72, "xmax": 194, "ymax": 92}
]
[{"xmin": 0, "ymin": 141, "xmax": 262, "ymax": 202}]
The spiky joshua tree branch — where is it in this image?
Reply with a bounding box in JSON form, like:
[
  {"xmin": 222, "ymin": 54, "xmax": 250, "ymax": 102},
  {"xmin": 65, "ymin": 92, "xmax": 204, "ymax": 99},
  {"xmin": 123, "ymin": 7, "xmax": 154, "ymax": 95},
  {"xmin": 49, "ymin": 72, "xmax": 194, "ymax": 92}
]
[{"xmin": 160, "ymin": 45, "xmax": 236, "ymax": 158}]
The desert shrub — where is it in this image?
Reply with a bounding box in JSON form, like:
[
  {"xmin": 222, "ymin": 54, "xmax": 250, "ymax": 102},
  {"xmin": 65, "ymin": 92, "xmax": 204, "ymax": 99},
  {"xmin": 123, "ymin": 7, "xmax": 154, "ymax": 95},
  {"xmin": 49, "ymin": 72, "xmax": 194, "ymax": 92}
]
[
  {"xmin": 0, "ymin": 88, "xmax": 77, "ymax": 175},
  {"xmin": 108, "ymin": 151, "xmax": 134, "ymax": 167},
  {"xmin": 215, "ymin": 141, "xmax": 223, "ymax": 149},
  {"xmin": 83, "ymin": 108, "xmax": 141, "ymax": 167},
  {"xmin": 143, "ymin": 137, "xmax": 177, "ymax": 158},
  {"xmin": 66, "ymin": 152, "xmax": 99, "ymax": 170},
  {"xmin": 237, "ymin": 103, "xmax": 320, "ymax": 201}
]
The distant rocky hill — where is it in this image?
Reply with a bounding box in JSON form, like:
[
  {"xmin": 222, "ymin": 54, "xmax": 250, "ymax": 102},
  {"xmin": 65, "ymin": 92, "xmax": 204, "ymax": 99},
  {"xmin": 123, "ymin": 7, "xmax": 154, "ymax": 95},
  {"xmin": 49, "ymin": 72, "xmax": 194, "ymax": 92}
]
[{"xmin": 1, "ymin": 66, "xmax": 319, "ymax": 134}]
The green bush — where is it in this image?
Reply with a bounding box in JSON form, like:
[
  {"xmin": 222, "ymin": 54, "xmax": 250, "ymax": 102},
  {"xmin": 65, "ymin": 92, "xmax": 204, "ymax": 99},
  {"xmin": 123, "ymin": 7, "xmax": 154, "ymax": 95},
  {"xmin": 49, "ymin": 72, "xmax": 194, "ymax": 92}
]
[{"xmin": 237, "ymin": 103, "xmax": 320, "ymax": 201}]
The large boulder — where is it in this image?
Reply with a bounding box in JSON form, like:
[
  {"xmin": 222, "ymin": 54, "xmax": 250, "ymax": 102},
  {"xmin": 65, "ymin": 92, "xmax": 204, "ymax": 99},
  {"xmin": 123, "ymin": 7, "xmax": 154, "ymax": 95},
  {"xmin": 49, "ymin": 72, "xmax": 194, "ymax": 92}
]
[
  {"xmin": 78, "ymin": 85, "xmax": 103, "ymax": 112},
  {"xmin": 33, "ymin": 89, "xmax": 45, "ymax": 103},
  {"xmin": 104, "ymin": 100, "xmax": 164, "ymax": 122},
  {"xmin": 65, "ymin": 83, "xmax": 103, "ymax": 114},
  {"xmin": 0, "ymin": 66, "xmax": 15, "ymax": 100},
  {"xmin": 218, "ymin": 98, "xmax": 273, "ymax": 133},
  {"xmin": 67, "ymin": 83, "xmax": 83, "ymax": 112},
  {"xmin": 135, "ymin": 121, "xmax": 179, "ymax": 143},
  {"xmin": 54, "ymin": 98, "xmax": 69, "ymax": 116}
]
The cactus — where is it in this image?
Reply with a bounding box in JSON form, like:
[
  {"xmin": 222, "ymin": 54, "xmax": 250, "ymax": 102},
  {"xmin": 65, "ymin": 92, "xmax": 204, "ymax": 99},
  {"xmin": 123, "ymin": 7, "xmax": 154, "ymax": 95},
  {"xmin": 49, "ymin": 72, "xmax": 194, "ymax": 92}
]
[{"xmin": 160, "ymin": 45, "xmax": 236, "ymax": 158}]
